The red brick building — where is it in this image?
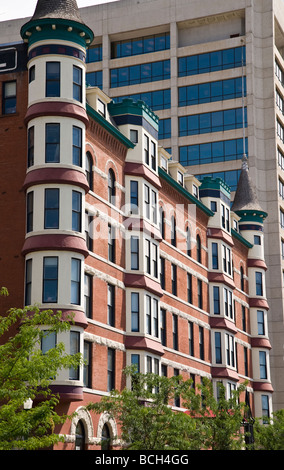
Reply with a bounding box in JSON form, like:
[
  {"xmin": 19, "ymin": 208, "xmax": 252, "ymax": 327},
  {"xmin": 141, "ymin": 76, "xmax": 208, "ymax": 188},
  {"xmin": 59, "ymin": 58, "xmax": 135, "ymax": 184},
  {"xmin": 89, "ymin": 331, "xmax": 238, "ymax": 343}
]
[{"xmin": 0, "ymin": 0, "xmax": 273, "ymax": 450}]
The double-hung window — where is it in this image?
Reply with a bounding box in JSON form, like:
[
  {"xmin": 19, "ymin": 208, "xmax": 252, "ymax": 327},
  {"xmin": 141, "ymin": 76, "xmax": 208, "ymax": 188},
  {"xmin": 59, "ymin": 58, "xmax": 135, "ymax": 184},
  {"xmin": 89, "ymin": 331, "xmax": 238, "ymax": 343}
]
[
  {"xmin": 73, "ymin": 65, "xmax": 82, "ymax": 102},
  {"xmin": 25, "ymin": 259, "xmax": 32, "ymax": 306},
  {"xmin": 45, "ymin": 123, "xmax": 60, "ymax": 163},
  {"xmin": 131, "ymin": 236, "xmax": 139, "ymax": 270},
  {"xmin": 151, "ymin": 140, "xmax": 156, "ymax": 170},
  {"xmin": 72, "ymin": 126, "xmax": 82, "ymax": 166},
  {"xmin": 2, "ymin": 81, "xmax": 16, "ymax": 114},
  {"xmin": 144, "ymin": 184, "xmax": 150, "ymax": 219},
  {"xmin": 173, "ymin": 314, "xmax": 178, "ymax": 350},
  {"xmin": 131, "ymin": 292, "xmax": 139, "ymax": 332},
  {"xmin": 257, "ymin": 310, "xmax": 265, "ymax": 335},
  {"xmin": 28, "ymin": 126, "xmax": 34, "ymax": 167},
  {"xmin": 107, "ymin": 284, "xmax": 115, "ymax": 327},
  {"xmin": 213, "ymin": 286, "xmax": 220, "ymax": 314},
  {"xmin": 41, "ymin": 330, "xmax": 56, "ymax": 354},
  {"xmin": 46, "ymin": 62, "xmax": 60, "ymax": 97},
  {"xmin": 84, "ymin": 273, "xmax": 92, "ymax": 318},
  {"xmin": 69, "ymin": 331, "xmax": 80, "ymax": 380},
  {"xmin": 212, "ymin": 242, "xmax": 219, "ymax": 269},
  {"xmin": 71, "ymin": 258, "xmax": 81, "ymax": 305},
  {"xmin": 44, "ymin": 188, "xmax": 59, "ymax": 229},
  {"xmin": 72, "ymin": 191, "xmax": 82, "ymax": 232},
  {"xmin": 26, "ymin": 191, "xmax": 34, "ymax": 233},
  {"xmin": 256, "ymin": 272, "xmax": 263, "ymax": 296},
  {"xmin": 144, "ymin": 134, "xmax": 149, "ymax": 165},
  {"xmin": 108, "ymin": 224, "xmax": 115, "ymax": 263},
  {"xmin": 215, "ymin": 332, "xmax": 222, "ymax": 364},
  {"xmin": 259, "ymin": 351, "xmax": 267, "ymax": 379},
  {"xmin": 130, "ymin": 180, "xmax": 139, "ymax": 214},
  {"xmin": 43, "ymin": 256, "xmax": 58, "ymax": 303}
]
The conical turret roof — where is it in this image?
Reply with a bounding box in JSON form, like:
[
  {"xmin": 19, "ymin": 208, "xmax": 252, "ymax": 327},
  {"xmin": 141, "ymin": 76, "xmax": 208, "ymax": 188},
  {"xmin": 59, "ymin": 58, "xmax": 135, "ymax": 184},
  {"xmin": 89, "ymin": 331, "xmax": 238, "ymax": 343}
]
[
  {"xmin": 30, "ymin": 0, "xmax": 84, "ymax": 24},
  {"xmin": 231, "ymin": 155, "xmax": 265, "ymax": 213}
]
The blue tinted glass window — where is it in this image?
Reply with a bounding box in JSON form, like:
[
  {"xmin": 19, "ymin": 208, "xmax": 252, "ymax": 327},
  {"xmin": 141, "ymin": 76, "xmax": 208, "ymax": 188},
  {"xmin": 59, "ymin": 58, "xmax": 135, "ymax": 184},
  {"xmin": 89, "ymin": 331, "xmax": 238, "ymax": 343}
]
[
  {"xmin": 178, "ymin": 46, "xmax": 245, "ymax": 77},
  {"xmin": 159, "ymin": 118, "xmax": 171, "ymax": 139},
  {"xmin": 198, "ymin": 53, "xmax": 210, "ymax": 73},
  {"xmin": 86, "ymin": 44, "xmax": 102, "ymax": 63},
  {"xmin": 211, "ymin": 50, "xmax": 222, "ymax": 71},
  {"xmin": 211, "ymin": 111, "xmax": 223, "ymax": 132},
  {"xmin": 179, "ymin": 140, "xmax": 247, "ymax": 167},
  {"xmin": 212, "ymin": 141, "xmax": 224, "ymax": 161},
  {"xmin": 86, "ymin": 71, "xmax": 102, "ymax": 89},
  {"xmin": 129, "ymin": 65, "xmax": 140, "ymax": 84},
  {"xmin": 199, "ymin": 83, "xmax": 210, "ymax": 103},
  {"xmin": 121, "ymin": 41, "xmax": 132, "ymax": 57},
  {"xmin": 132, "ymin": 38, "xmax": 143, "ymax": 55},
  {"xmin": 111, "ymin": 33, "xmax": 170, "ymax": 58},
  {"xmin": 178, "ymin": 77, "xmax": 246, "ymax": 107},
  {"xmin": 179, "ymin": 146, "xmax": 188, "ymax": 164},
  {"xmin": 200, "ymin": 143, "xmax": 211, "ymax": 163},
  {"xmin": 144, "ymin": 36, "xmax": 155, "ymax": 53}
]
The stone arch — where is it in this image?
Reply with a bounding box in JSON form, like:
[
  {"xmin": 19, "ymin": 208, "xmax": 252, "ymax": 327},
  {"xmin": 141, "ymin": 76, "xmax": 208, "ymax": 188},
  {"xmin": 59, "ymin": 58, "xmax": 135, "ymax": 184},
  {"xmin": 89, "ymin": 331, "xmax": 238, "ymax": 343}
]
[
  {"xmin": 70, "ymin": 406, "xmax": 94, "ymax": 446},
  {"xmin": 96, "ymin": 412, "xmax": 118, "ymax": 448}
]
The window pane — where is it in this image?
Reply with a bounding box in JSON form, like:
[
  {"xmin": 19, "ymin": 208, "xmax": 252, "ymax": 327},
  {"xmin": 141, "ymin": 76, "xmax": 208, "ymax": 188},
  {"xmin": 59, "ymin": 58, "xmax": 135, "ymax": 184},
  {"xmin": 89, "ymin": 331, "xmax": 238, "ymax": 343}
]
[
  {"xmin": 46, "ymin": 123, "xmax": 60, "ymax": 163},
  {"xmin": 43, "ymin": 257, "xmax": 58, "ymax": 303}
]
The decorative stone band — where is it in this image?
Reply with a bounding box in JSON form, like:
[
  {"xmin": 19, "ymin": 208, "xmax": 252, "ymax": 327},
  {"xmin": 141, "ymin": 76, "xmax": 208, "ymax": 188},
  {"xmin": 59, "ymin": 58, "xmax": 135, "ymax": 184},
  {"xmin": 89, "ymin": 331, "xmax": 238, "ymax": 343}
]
[
  {"xmin": 247, "ymin": 259, "xmax": 268, "ymax": 270},
  {"xmin": 124, "ymin": 162, "xmax": 161, "ymax": 190},
  {"xmin": 251, "ymin": 337, "xmax": 272, "ymax": 349},
  {"xmin": 124, "ymin": 273, "xmax": 163, "ymax": 297},
  {"xmin": 24, "ymin": 101, "xmax": 89, "ymax": 127},
  {"xmin": 49, "ymin": 385, "xmax": 83, "ymax": 402},
  {"xmin": 207, "ymin": 227, "xmax": 234, "ymax": 247},
  {"xmin": 22, "ymin": 167, "xmax": 89, "ymax": 193},
  {"xmin": 22, "ymin": 233, "xmax": 89, "ymax": 258},
  {"xmin": 208, "ymin": 271, "xmax": 235, "ymax": 289},
  {"xmin": 123, "ymin": 217, "xmax": 162, "ymax": 242},
  {"xmin": 249, "ymin": 298, "xmax": 269, "ymax": 310},
  {"xmin": 125, "ymin": 335, "xmax": 164, "ymax": 356},
  {"xmin": 209, "ymin": 316, "xmax": 238, "ymax": 334},
  {"xmin": 253, "ymin": 382, "xmax": 274, "ymax": 393},
  {"xmin": 211, "ymin": 367, "xmax": 239, "ymax": 382}
]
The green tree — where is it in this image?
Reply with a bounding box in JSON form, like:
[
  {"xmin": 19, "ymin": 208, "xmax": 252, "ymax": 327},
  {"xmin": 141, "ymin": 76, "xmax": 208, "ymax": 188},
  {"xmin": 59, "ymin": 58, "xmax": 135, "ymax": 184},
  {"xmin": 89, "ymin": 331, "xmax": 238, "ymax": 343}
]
[
  {"xmin": 0, "ymin": 288, "xmax": 83, "ymax": 450},
  {"xmin": 253, "ymin": 409, "xmax": 284, "ymax": 450},
  {"xmin": 87, "ymin": 367, "xmax": 201, "ymax": 450},
  {"xmin": 183, "ymin": 378, "xmax": 248, "ymax": 450}
]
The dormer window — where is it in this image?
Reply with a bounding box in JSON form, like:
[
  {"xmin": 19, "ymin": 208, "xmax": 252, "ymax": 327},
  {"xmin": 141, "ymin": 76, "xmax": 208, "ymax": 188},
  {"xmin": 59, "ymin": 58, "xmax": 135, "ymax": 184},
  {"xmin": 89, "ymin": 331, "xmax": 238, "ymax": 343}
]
[
  {"xmin": 130, "ymin": 129, "xmax": 138, "ymax": 144},
  {"xmin": 192, "ymin": 184, "xmax": 198, "ymax": 198},
  {"xmin": 98, "ymin": 98, "xmax": 106, "ymax": 117},
  {"xmin": 177, "ymin": 171, "xmax": 183, "ymax": 186}
]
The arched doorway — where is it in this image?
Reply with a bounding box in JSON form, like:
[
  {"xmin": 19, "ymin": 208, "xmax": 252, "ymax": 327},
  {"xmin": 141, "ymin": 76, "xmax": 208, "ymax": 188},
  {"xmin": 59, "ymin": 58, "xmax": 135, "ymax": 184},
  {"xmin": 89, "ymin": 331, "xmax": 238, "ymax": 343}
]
[
  {"xmin": 101, "ymin": 423, "xmax": 111, "ymax": 450},
  {"xmin": 75, "ymin": 420, "xmax": 85, "ymax": 450}
]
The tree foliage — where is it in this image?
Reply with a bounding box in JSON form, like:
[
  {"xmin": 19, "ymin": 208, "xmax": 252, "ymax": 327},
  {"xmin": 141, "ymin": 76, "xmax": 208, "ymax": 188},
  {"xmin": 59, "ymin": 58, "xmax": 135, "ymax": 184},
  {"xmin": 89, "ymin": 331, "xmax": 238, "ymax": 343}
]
[
  {"xmin": 253, "ymin": 409, "xmax": 284, "ymax": 450},
  {"xmin": 87, "ymin": 368, "xmax": 252, "ymax": 450},
  {"xmin": 0, "ymin": 288, "xmax": 83, "ymax": 450}
]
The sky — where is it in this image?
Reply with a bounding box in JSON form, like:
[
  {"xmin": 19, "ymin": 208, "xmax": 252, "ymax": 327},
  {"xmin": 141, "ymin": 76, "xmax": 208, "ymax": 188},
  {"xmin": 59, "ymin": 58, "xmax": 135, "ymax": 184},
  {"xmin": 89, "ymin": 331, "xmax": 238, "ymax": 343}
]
[{"xmin": 0, "ymin": 0, "xmax": 119, "ymax": 22}]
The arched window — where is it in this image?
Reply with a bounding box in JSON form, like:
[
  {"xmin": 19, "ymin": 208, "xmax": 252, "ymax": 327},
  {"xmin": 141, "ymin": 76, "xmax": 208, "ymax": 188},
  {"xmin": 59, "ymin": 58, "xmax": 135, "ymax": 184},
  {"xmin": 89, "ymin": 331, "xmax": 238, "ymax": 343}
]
[
  {"xmin": 171, "ymin": 216, "xmax": 176, "ymax": 247},
  {"xmin": 85, "ymin": 152, "xmax": 93, "ymax": 190},
  {"xmin": 101, "ymin": 423, "xmax": 111, "ymax": 450},
  {"xmin": 75, "ymin": 420, "xmax": 85, "ymax": 450},
  {"xmin": 186, "ymin": 227, "xmax": 191, "ymax": 257},
  {"xmin": 196, "ymin": 234, "xmax": 201, "ymax": 263},
  {"xmin": 108, "ymin": 169, "xmax": 116, "ymax": 205}
]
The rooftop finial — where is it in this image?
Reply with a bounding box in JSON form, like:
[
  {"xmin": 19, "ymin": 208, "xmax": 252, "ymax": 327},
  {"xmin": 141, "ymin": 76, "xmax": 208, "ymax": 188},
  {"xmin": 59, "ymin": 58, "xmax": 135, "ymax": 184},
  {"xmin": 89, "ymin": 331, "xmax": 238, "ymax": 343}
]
[{"xmin": 242, "ymin": 154, "xmax": 248, "ymax": 170}]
